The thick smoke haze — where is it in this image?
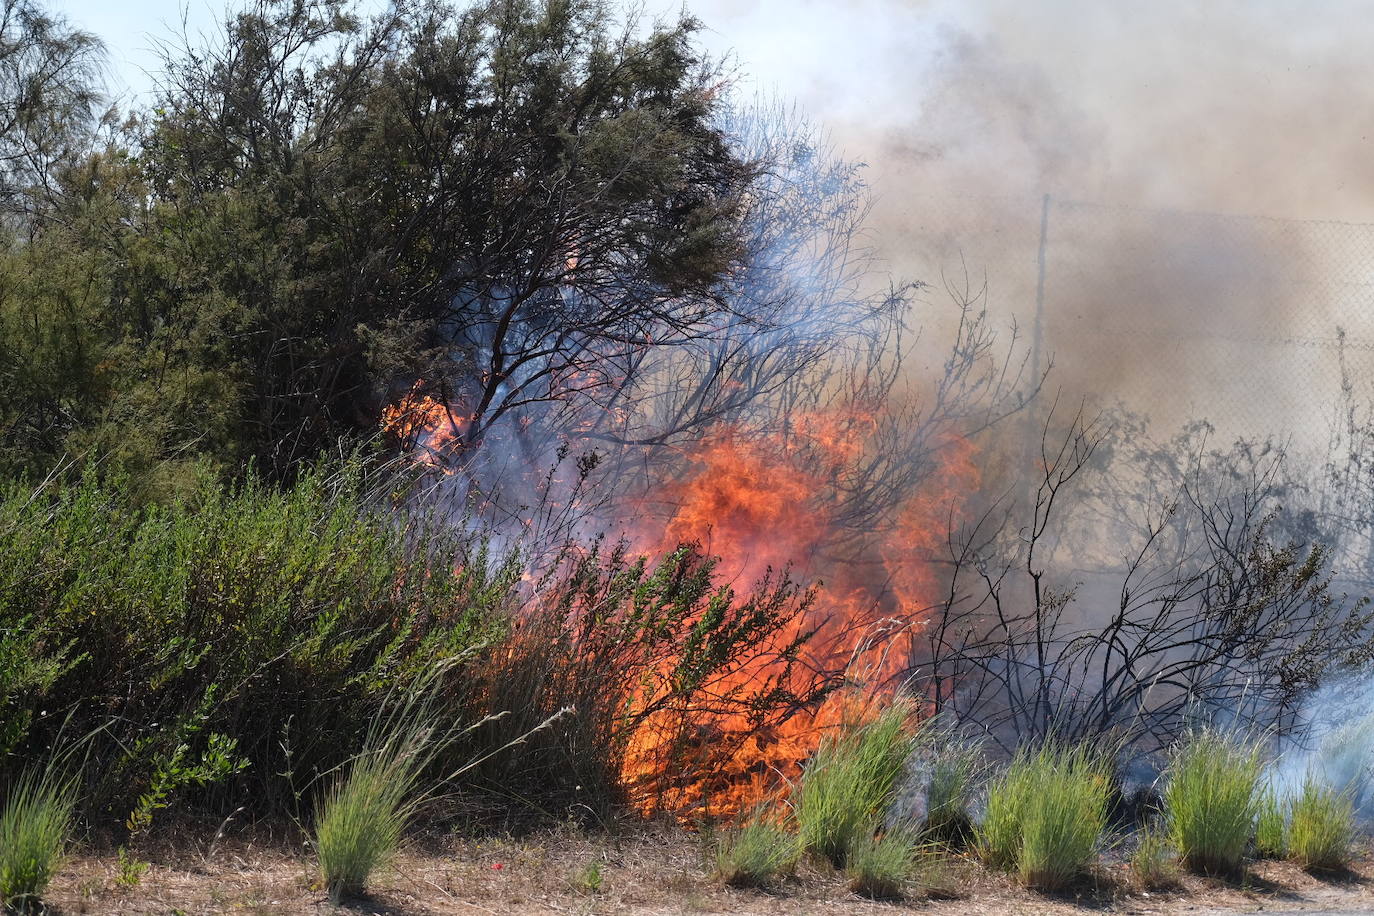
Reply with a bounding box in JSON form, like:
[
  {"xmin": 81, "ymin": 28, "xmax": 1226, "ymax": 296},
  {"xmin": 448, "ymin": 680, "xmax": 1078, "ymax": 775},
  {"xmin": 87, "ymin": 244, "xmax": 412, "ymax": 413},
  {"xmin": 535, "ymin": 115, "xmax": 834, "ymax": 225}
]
[
  {"xmin": 690, "ymin": 0, "xmax": 1374, "ymax": 220},
  {"xmin": 687, "ymin": 0, "xmax": 1374, "ymax": 440}
]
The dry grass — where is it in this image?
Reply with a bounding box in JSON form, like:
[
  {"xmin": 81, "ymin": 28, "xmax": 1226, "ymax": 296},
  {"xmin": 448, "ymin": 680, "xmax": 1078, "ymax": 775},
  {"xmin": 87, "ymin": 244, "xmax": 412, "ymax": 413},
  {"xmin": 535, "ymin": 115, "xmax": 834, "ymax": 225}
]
[{"xmin": 23, "ymin": 823, "xmax": 1374, "ymax": 915}]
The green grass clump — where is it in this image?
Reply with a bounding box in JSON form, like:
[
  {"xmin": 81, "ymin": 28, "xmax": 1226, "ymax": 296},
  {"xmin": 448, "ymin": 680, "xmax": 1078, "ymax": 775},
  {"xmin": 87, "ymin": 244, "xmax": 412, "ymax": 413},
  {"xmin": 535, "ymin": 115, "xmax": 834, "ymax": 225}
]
[
  {"xmin": 1163, "ymin": 730, "xmax": 1263, "ymax": 875},
  {"xmin": 713, "ymin": 812, "xmax": 799, "ymax": 887},
  {"xmin": 844, "ymin": 830, "xmax": 921, "ymax": 900},
  {"xmin": 315, "ymin": 735, "xmax": 427, "ymax": 902},
  {"xmin": 794, "ymin": 698, "xmax": 917, "ymax": 867},
  {"xmin": 0, "ymin": 767, "xmax": 77, "ymax": 912},
  {"xmin": 1019, "ymin": 746, "xmax": 1110, "ymax": 891},
  {"xmin": 1288, "ymin": 778, "xmax": 1355, "ymax": 872},
  {"xmin": 314, "ymin": 671, "xmax": 460, "ymax": 904},
  {"xmin": 976, "ymin": 755, "xmax": 1031, "ymax": 871},
  {"xmin": 1312, "ymin": 713, "xmax": 1374, "ymax": 805},
  {"xmin": 977, "ymin": 742, "xmax": 1110, "ymax": 891},
  {"xmin": 1130, "ymin": 824, "xmax": 1179, "ymax": 890},
  {"xmin": 1254, "ymin": 785, "xmax": 1287, "ymax": 859}
]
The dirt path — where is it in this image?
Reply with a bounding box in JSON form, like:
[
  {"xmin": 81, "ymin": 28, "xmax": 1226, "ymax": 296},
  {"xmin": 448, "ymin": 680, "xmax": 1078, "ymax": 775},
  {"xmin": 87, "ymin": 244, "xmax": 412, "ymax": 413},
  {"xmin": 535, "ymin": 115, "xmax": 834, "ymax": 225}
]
[{"xmin": 38, "ymin": 831, "xmax": 1374, "ymax": 915}]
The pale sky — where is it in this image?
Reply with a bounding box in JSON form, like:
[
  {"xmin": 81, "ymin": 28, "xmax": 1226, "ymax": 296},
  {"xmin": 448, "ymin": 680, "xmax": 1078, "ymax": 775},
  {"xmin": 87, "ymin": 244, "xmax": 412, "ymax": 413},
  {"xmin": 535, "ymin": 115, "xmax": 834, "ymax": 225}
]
[{"xmin": 50, "ymin": 0, "xmax": 1374, "ymax": 224}]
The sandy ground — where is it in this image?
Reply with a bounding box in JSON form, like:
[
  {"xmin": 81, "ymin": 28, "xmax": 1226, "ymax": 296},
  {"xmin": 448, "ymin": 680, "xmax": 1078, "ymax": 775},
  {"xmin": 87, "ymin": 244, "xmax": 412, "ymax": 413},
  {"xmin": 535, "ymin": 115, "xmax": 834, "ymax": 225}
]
[{"xmin": 37, "ymin": 826, "xmax": 1374, "ymax": 915}]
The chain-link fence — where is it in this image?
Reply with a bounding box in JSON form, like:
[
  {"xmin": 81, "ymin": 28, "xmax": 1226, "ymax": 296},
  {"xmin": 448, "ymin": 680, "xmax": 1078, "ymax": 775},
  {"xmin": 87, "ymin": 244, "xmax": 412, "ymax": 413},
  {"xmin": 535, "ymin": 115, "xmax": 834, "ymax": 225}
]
[{"xmin": 898, "ymin": 193, "xmax": 1374, "ymax": 444}]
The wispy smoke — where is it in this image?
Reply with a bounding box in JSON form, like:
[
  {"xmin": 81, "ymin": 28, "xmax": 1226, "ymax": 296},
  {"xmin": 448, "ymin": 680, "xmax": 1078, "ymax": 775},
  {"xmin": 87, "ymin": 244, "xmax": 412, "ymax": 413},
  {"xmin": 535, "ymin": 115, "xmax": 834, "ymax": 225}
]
[
  {"xmin": 1274, "ymin": 674, "xmax": 1374, "ymax": 818},
  {"xmin": 688, "ymin": 0, "xmax": 1374, "ymax": 441}
]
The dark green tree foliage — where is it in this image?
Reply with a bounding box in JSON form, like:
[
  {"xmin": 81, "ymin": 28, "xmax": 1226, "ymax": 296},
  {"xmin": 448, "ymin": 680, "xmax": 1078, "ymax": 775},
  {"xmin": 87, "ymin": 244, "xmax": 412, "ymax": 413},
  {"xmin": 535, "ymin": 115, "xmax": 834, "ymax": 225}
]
[
  {"xmin": 0, "ymin": 0, "xmax": 749, "ymax": 484},
  {"xmin": 138, "ymin": 0, "xmax": 747, "ymax": 479},
  {"xmin": 0, "ymin": 0, "xmax": 115, "ymax": 479},
  {"xmin": 0, "ymin": 0, "xmax": 103, "ymax": 212}
]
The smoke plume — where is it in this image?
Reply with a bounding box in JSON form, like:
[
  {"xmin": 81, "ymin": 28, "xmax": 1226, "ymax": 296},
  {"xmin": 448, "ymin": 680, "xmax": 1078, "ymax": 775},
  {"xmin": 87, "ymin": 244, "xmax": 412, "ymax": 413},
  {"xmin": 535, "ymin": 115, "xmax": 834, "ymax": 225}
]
[{"xmin": 688, "ymin": 0, "xmax": 1374, "ymax": 441}]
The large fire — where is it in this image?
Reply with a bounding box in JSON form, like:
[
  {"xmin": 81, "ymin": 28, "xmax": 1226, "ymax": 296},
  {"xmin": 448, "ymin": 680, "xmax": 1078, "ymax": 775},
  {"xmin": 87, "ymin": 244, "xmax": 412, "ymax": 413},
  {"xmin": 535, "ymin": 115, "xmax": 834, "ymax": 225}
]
[
  {"xmin": 383, "ymin": 391, "xmax": 979, "ymax": 818},
  {"xmin": 618, "ymin": 413, "xmax": 979, "ymax": 817}
]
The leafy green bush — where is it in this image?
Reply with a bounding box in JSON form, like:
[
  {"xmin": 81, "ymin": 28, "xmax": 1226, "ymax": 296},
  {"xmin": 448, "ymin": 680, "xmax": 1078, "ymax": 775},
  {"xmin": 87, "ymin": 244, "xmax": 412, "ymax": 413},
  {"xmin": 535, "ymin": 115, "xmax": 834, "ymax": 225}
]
[
  {"xmin": 0, "ymin": 462, "xmax": 514, "ymax": 819},
  {"xmin": 1164, "ymin": 731, "xmax": 1263, "ymax": 875},
  {"xmin": 976, "ymin": 743, "xmax": 1109, "ymax": 891},
  {"xmin": 713, "ymin": 812, "xmax": 799, "ymax": 887},
  {"xmin": 1255, "ymin": 785, "xmax": 1288, "ymax": 859},
  {"xmin": 0, "ymin": 765, "xmax": 77, "ymax": 912},
  {"xmin": 1288, "ymin": 778, "xmax": 1355, "ymax": 872},
  {"xmin": 844, "ymin": 830, "xmax": 921, "ymax": 900},
  {"xmin": 794, "ymin": 698, "xmax": 917, "ymax": 866}
]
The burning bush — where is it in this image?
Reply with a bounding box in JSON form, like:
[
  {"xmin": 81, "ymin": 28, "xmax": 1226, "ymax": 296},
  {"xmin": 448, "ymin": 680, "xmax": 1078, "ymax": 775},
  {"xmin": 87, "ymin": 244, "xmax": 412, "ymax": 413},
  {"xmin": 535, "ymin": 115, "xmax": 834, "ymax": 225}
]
[{"xmin": 463, "ymin": 540, "xmax": 835, "ymax": 817}]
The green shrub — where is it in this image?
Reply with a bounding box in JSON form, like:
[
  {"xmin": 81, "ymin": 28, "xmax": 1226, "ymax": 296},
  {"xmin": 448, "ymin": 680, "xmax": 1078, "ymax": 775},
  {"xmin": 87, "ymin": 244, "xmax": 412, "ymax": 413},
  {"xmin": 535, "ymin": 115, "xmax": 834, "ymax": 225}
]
[
  {"xmin": 1131, "ymin": 824, "xmax": 1179, "ymax": 890},
  {"xmin": 571, "ymin": 860, "xmax": 603, "ymax": 894},
  {"xmin": 844, "ymin": 830, "xmax": 921, "ymax": 900},
  {"xmin": 1288, "ymin": 778, "xmax": 1355, "ymax": 872},
  {"xmin": 1164, "ymin": 731, "xmax": 1263, "ymax": 875},
  {"xmin": 977, "ymin": 742, "xmax": 1110, "ymax": 891},
  {"xmin": 794, "ymin": 698, "xmax": 917, "ymax": 866},
  {"xmin": 713, "ymin": 812, "xmax": 799, "ymax": 887},
  {"xmin": 0, "ymin": 462, "xmax": 515, "ymax": 817},
  {"xmin": 0, "ymin": 765, "xmax": 77, "ymax": 912},
  {"xmin": 1254, "ymin": 785, "xmax": 1287, "ymax": 859}
]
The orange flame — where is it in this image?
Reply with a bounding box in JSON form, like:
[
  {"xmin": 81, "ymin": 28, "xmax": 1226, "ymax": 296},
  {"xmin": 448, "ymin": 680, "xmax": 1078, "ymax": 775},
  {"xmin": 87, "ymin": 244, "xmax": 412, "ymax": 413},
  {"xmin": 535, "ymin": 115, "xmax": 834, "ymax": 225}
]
[
  {"xmin": 381, "ymin": 382, "xmax": 469, "ymax": 472},
  {"xmin": 620, "ymin": 412, "xmax": 980, "ymax": 818},
  {"xmin": 381, "ymin": 381, "xmax": 982, "ymax": 819}
]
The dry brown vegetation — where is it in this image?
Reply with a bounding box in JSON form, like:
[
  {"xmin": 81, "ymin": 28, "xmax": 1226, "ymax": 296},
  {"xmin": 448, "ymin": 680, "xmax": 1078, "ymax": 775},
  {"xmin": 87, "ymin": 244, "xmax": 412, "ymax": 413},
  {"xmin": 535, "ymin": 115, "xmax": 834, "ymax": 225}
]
[{"xmin": 32, "ymin": 824, "xmax": 1374, "ymax": 915}]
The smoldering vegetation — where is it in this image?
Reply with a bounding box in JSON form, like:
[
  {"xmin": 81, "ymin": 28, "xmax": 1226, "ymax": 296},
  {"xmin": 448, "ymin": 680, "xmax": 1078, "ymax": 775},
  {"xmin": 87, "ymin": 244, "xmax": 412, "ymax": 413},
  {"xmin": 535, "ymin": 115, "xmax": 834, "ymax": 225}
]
[{"xmin": 3, "ymin": 0, "xmax": 1374, "ymax": 908}]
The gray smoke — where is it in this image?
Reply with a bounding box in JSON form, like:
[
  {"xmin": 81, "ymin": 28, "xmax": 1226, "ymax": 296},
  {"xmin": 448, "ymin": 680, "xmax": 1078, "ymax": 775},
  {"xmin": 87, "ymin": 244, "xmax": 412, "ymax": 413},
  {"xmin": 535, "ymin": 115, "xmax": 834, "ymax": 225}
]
[{"xmin": 684, "ymin": 0, "xmax": 1374, "ymax": 443}]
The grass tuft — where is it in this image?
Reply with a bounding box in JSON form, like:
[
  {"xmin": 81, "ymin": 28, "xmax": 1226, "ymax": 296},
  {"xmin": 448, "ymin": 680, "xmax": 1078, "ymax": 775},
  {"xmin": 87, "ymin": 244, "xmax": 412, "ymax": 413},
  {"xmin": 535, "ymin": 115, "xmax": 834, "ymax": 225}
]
[
  {"xmin": 1131, "ymin": 823, "xmax": 1180, "ymax": 890},
  {"xmin": 1018, "ymin": 745, "xmax": 1110, "ymax": 891},
  {"xmin": 315, "ymin": 731, "xmax": 428, "ymax": 902},
  {"xmin": 1254, "ymin": 785, "xmax": 1287, "ymax": 859},
  {"xmin": 1288, "ymin": 777, "xmax": 1355, "ymax": 873},
  {"xmin": 794, "ymin": 697, "xmax": 917, "ymax": 867},
  {"xmin": 0, "ymin": 766, "xmax": 77, "ymax": 913},
  {"xmin": 314, "ymin": 666, "xmax": 459, "ymax": 904},
  {"xmin": 713, "ymin": 812, "xmax": 798, "ymax": 887},
  {"xmin": 844, "ymin": 829, "xmax": 921, "ymax": 900},
  {"xmin": 977, "ymin": 742, "xmax": 1110, "ymax": 891},
  {"xmin": 1164, "ymin": 730, "xmax": 1263, "ymax": 876},
  {"xmin": 921, "ymin": 734, "xmax": 981, "ymax": 847}
]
